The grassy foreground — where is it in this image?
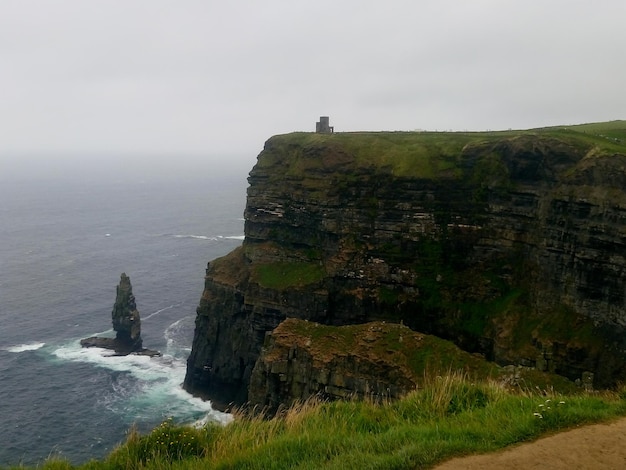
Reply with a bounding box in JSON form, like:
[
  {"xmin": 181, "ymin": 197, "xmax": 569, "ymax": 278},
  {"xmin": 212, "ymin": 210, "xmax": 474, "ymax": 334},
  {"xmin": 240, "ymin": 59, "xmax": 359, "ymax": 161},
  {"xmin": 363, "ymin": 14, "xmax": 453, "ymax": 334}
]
[{"xmin": 12, "ymin": 373, "xmax": 626, "ymax": 470}]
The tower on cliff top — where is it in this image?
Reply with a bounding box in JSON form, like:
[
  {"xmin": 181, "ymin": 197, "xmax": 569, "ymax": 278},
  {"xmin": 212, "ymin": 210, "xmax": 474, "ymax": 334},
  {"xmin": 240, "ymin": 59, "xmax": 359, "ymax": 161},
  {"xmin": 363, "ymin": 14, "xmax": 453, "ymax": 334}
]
[{"xmin": 316, "ymin": 116, "xmax": 334, "ymax": 133}]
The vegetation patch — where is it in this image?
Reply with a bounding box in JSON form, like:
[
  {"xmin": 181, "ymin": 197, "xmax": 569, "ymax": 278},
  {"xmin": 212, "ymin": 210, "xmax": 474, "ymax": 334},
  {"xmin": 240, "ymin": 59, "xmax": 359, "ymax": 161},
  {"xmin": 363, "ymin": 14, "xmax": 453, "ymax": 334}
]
[
  {"xmin": 548, "ymin": 120, "xmax": 626, "ymax": 153},
  {"xmin": 259, "ymin": 122, "xmax": 626, "ymax": 187},
  {"xmin": 252, "ymin": 261, "xmax": 326, "ymax": 290},
  {"xmin": 504, "ymin": 303, "xmax": 604, "ymax": 354},
  {"xmin": 378, "ymin": 286, "xmax": 400, "ymax": 305},
  {"xmin": 458, "ymin": 289, "xmax": 523, "ymax": 337}
]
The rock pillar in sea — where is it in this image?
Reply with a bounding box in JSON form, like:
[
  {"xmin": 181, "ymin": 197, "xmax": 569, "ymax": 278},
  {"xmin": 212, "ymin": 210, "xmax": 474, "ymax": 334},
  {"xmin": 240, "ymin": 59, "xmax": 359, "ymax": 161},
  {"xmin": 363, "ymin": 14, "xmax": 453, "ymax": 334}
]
[
  {"xmin": 112, "ymin": 273, "xmax": 143, "ymax": 351},
  {"xmin": 81, "ymin": 273, "xmax": 160, "ymax": 356}
]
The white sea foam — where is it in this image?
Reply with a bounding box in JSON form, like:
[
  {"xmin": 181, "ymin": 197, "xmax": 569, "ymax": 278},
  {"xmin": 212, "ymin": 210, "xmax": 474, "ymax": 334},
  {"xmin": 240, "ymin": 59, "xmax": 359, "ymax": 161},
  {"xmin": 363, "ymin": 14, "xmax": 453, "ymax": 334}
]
[
  {"xmin": 5, "ymin": 342, "xmax": 46, "ymax": 353},
  {"xmin": 173, "ymin": 234, "xmax": 217, "ymax": 241},
  {"xmin": 164, "ymin": 317, "xmax": 188, "ymax": 350},
  {"xmin": 172, "ymin": 234, "xmax": 244, "ymax": 241},
  {"xmin": 51, "ymin": 322, "xmax": 231, "ymax": 426}
]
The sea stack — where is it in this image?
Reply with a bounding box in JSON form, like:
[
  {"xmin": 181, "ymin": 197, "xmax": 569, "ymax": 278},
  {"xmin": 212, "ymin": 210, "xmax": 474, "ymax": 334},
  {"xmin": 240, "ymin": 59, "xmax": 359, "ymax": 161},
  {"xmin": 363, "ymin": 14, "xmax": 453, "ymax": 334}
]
[
  {"xmin": 111, "ymin": 272, "xmax": 143, "ymax": 351},
  {"xmin": 81, "ymin": 273, "xmax": 160, "ymax": 356}
]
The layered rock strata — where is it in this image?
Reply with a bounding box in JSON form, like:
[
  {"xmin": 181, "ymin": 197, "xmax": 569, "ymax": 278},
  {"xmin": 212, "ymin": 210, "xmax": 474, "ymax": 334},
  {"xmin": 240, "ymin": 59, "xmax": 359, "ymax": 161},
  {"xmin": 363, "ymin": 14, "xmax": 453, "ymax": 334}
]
[
  {"xmin": 248, "ymin": 318, "xmax": 499, "ymax": 411},
  {"xmin": 184, "ymin": 130, "xmax": 626, "ymax": 406}
]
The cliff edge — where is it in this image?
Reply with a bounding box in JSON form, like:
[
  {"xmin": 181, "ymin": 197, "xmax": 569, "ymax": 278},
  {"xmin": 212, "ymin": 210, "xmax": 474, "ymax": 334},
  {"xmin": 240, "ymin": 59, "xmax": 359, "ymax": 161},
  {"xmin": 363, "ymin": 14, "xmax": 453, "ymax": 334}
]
[{"xmin": 184, "ymin": 123, "xmax": 626, "ymax": 407}]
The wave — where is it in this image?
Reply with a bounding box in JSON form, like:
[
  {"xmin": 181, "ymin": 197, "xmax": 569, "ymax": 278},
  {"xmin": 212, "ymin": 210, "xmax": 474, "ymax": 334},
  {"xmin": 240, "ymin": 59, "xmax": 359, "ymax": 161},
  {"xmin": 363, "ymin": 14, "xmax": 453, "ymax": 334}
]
[
  {"xmin": 51, "ymin": 325, "xmax": 231, "ymax": 427},
  {"xmin": 163, "ymin": 316, "xmax": 196, "ymax": 354},
  {"xmin": 171, "ymin": 234, "xmax": 244, "ymax": 241},
  {"xmin": 5, "ymin": 342, "xmax": 46, "ymax": 353},
  {"xmin": 143, "ymin": 304, "xmax": 178, "ymax": 321},
  {"xmin": 174, "ymin": 234, "xmax": 217, "ymax": 241}
]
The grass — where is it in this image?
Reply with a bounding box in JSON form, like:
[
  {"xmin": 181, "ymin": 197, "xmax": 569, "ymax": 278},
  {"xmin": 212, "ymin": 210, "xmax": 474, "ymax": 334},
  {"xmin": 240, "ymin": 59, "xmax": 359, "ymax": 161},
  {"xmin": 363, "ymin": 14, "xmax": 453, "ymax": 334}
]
[
  {"xmin": 257, "ymin": 120, "xmax": 626, "ymax": 184},
  {"xmin": 259, "ymin": 131, "xmax": 488, "ymax": 179},
  {"xmin": 251, "ymin": 261, "xmax": 326, "ymax": 290},
  {"xmin": 13, "ymin": 372, "xmax": 626, "ymax": 470}
]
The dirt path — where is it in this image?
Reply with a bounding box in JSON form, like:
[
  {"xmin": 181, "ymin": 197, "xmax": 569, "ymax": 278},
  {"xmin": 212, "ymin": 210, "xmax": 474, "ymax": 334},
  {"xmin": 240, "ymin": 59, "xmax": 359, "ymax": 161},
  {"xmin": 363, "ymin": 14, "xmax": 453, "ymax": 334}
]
[{"xmin": 433, "ymin": 417, "xmax": 626, "ymax": 469}]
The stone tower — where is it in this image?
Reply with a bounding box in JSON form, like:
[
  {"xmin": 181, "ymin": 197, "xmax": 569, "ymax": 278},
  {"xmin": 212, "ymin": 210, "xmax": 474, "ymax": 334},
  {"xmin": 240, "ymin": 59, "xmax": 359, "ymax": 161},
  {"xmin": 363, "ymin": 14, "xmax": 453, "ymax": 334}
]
[{"xmin": 315, "ymin": 116, "xmax": 334, "ymax": 133}]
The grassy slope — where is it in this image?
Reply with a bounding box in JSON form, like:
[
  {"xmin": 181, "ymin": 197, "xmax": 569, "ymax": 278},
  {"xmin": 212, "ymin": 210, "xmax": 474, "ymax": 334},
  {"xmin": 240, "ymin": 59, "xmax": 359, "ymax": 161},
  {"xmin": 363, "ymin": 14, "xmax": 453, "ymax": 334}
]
[{"xmin": 25, "ymin": 374, "xmax": 626, "ymax": 470}]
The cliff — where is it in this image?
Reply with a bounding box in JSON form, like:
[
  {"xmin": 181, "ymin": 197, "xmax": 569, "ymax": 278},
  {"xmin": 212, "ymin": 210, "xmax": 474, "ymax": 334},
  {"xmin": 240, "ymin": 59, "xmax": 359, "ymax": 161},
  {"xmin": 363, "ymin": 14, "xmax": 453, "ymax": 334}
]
[{"xmin": 184, "ymin": 123, "xmax": 626, "ymax": 407}]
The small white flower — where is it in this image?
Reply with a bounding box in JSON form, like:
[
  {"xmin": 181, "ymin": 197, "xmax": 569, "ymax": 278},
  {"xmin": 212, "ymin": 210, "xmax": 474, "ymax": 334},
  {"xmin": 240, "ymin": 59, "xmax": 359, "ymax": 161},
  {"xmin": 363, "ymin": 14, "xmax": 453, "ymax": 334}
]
[{"xmin": 533, "ymin": 412, "xmax": 543, "ymax": 418}]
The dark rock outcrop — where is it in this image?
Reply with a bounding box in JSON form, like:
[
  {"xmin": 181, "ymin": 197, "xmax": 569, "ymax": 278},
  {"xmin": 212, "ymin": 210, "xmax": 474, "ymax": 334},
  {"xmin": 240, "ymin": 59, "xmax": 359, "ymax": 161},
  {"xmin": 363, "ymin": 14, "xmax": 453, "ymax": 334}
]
[
  {"xmin": 184, "ymin": 129, "xmax": 626, "ymax": 406},
  {"xmin": 248, "ymin": 318, "xmax": 500, "ymax": 411},
  {"xmin": 81, "ymin": 273, "xmax": 160, "ymax": 356}
]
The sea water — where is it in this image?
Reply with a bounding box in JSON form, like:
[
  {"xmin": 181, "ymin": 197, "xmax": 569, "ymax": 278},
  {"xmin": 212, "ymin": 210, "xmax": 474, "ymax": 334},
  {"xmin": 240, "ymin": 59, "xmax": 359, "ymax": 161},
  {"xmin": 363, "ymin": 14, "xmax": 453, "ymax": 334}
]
[{"xmin": 0, "ymin": 157, "xmax": 251, "ymax": 465}]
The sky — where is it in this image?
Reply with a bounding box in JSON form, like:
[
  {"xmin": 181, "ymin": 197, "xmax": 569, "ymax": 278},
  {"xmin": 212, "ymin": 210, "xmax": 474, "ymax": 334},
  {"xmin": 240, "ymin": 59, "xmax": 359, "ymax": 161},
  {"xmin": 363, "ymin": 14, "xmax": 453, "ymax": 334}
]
[{"xmin": 1, "ymin": 0, "xmax": 625, "ymax": 174}]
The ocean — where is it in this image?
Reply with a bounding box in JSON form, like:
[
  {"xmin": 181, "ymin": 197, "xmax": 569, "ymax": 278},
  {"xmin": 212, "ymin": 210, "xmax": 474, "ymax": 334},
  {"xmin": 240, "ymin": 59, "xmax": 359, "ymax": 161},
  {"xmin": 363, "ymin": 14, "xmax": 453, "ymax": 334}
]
[{"xmin": 0, "ymin": 157, "xmax": 251, "ymax": 466}]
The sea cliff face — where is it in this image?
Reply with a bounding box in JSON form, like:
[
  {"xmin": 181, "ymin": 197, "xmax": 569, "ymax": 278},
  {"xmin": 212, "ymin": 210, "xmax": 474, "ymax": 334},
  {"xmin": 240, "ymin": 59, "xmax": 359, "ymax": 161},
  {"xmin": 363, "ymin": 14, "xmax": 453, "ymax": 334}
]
[{"xmin": 184, "ymin": 127, "xmax": 626, "ymax": 406}]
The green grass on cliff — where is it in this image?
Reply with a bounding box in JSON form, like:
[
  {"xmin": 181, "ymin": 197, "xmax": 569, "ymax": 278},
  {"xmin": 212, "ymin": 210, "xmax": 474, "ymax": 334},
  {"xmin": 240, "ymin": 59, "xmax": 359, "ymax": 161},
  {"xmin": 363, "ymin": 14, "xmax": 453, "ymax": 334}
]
[
  {"xmin": 547, "ymin": 120, "xmax": 626, "ymax": 153},
  {"xmin": 19, "ymin": 373, "xmax": 626, "ymax": 470},
  {"xmin": 261, "ymin": 131, "xmax": 482, "ymax": 179},
  {"xmin": 259, "ymin": 120, "xmax": 626, "ymax": 180},
  {"xmin": 252, "ymin": 261, "xmax": 326, "ymax": 290}
]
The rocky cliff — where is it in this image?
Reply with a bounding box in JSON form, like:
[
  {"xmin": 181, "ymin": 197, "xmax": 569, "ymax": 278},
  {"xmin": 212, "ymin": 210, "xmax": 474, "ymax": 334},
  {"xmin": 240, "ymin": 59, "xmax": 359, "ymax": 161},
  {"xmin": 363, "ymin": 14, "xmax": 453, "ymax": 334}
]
[
  {"xmin": 248, "ymin": 318, "xmax": 501, "ymax": 411},
  {"xmin": 184, "ymin": 124, "xmax": 626, "ymax": 407}
]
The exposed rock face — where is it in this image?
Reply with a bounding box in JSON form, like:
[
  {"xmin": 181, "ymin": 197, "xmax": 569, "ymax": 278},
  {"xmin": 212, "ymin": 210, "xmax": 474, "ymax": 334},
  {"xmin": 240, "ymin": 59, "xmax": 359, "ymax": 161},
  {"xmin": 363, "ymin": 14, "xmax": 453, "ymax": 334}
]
[
  {"xmin": 248, "ymin": 318, "xmax": 496, "ymax": 411},
  {"xmin": 249, "ymin": 319, "xmax": 417, "ymax": 409},
  {"xmin": 184, "ymin": 130, "xmax": 626, "ymax": 406},
  {"xmin": 81, "ymin": 273, "xmax": 160, "ymax": 356}
]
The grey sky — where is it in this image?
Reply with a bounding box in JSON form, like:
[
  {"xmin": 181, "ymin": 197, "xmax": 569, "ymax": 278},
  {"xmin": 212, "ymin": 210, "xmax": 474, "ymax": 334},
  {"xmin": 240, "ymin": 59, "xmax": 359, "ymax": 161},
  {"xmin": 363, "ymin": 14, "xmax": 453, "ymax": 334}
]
[{"xmin": 1, "ymin": 0, "xmax": 625, "ymax": 169}]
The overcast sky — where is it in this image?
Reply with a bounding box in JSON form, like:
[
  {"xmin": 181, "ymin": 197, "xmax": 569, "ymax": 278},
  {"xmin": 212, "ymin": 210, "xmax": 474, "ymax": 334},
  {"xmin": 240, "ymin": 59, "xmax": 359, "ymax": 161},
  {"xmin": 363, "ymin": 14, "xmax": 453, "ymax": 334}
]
[{"xmin": 1, "ymin": 0, "xmax": 625, "ymax": 172}]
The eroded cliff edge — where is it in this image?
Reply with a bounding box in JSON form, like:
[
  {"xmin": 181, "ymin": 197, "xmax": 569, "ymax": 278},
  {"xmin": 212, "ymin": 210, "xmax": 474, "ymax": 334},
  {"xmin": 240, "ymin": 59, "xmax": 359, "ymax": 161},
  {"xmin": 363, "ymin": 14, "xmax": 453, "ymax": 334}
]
[{"xmin": 184, "ymin": 127, "xmax": 626, "ymax": 406}]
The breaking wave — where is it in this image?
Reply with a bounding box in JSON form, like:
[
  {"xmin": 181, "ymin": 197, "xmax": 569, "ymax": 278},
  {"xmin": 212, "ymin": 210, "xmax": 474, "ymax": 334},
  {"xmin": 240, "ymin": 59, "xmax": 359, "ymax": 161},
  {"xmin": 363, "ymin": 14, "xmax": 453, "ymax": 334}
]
[
  {"xmin": 171, "ymin": 234, "xmax": 244, "ymax": 241},
  {"xmin": 174, "ymin": 234, "xmax": 217, "ymax": 241},
  {"xmin": 5, "ymin": 342, "xmax": 46, "ymax": 353},
  {"xmin": 51, "ymin": 320, "xmax": 231, "ymax": 427}
]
